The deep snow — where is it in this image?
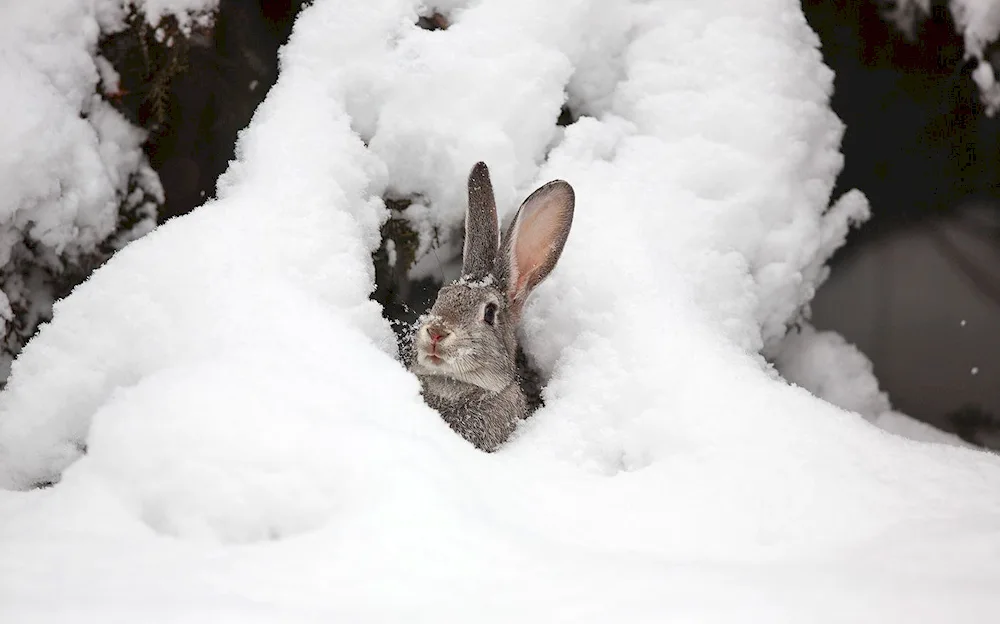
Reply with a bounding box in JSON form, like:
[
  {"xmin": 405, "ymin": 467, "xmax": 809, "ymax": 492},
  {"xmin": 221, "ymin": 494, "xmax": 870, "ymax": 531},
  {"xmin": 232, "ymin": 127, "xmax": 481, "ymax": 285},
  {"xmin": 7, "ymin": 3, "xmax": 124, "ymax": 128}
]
[{"xmin": 1, "ymin": 0, "xmax": 999, "ymax": 622}]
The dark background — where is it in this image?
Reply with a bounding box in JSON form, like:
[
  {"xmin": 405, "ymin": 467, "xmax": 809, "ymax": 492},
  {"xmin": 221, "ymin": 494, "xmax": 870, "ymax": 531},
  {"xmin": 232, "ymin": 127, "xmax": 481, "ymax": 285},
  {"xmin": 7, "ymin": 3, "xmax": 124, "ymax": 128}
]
[{"xmin": 802, "ymin": 0, "xmax": 1000, "ymax": 437}]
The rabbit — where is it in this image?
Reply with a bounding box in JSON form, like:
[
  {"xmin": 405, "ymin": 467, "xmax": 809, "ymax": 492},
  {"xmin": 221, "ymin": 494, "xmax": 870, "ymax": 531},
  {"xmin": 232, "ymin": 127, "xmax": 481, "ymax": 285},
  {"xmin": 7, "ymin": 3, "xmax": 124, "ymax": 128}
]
[{"xmin": 409, "ymin": 161, "xmax": 574, "ymax": 451}]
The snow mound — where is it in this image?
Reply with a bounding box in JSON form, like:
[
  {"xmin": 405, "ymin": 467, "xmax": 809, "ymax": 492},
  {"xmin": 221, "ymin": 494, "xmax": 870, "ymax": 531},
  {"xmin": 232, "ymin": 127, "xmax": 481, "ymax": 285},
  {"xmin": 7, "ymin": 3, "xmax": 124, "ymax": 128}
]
[
  {"xmin": 1, "ymin": 0, "xmax": 1000, "ymax": 620},
  {"xmin": 773, "ymin": 324, "xmax": 891, "ymax": 421},
  {"xmin": 82, "ymin": 336, "xmax": 434, "ymax": 542}
]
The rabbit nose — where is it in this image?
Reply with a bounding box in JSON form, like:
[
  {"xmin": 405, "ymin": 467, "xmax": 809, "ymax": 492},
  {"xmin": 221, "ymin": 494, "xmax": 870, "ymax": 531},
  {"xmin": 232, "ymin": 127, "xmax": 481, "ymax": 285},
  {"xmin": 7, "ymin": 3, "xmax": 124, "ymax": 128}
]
[{"xmin": 427, "ymin": 325, "xmax": 449, "ymax": 343}]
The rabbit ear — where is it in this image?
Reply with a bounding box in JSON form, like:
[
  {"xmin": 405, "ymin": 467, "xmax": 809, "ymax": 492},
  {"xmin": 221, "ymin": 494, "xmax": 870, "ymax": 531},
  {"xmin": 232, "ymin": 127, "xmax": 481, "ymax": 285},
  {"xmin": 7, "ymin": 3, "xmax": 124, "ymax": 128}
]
[
  {"xmin": 462, "ymin": 161, "xmax": 500, "ymax": 280},
  {"xmin": 499, "ymin": 179, "xmax": 574, "ymax": 319}
]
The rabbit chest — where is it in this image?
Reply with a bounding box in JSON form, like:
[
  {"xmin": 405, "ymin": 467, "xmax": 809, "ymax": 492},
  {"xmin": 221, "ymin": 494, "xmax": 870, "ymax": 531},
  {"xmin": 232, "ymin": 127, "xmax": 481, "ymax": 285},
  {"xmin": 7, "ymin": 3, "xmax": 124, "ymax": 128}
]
[{"xmin": 418, "ymin": 376, "xmax": 526, "ymax": 452}]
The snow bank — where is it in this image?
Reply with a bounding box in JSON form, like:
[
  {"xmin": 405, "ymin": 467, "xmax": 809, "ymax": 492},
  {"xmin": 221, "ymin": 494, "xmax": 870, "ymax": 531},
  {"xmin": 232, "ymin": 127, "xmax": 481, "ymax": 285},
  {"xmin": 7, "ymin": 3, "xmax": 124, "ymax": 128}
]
[{"xmin": 2, "ymin": 0, "xmax": 1000, "ymax": 621}]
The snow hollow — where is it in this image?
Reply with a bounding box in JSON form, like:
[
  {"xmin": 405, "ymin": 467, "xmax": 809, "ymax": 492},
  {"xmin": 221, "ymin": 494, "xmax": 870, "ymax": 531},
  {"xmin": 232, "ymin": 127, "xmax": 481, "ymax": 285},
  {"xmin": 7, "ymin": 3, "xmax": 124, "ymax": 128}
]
[{"xmin": 1, "ymin": 0, "xmax": 1000, "ymax": 622}]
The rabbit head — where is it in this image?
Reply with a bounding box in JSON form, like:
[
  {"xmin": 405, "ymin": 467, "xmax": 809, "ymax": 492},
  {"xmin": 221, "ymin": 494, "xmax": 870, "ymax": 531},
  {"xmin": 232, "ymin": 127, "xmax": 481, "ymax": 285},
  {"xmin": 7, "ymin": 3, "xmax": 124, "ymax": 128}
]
[{"xmin": 411, "ymin": 162, "xmax": 575, "ymax": 396}]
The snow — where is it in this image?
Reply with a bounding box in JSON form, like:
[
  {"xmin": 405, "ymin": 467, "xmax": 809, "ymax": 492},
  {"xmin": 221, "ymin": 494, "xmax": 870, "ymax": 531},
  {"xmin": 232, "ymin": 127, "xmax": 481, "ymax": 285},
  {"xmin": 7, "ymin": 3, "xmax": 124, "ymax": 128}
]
[
  {"xmin": 97, "ymin": 0, "xmax": 219, "ymax": 33},
  {"xmin": 2, "ymin": 0, "xmax": 1000, "ymax": 621},
  {"xmin": 0, "ymin": 3, "xmax": 135, "ymax": 267},
  {"xmin": 94, "ymin": 54, "xmax": 122, "ymax": 96},
  {"xmin": 876, "ymin": 0, "xmax": 931, "ymax": 39},
  {"xmin": 0, "ymin": 0, "xmax": 165, "ymax": 376},
  {"xmin": 774, "ymin": 324, "xmax": 892, "ymax": 421},
  {"xmin": 774, "ymin": 323, "xmax": 970, "ymax": 446},
  {"xmin": 952, "ymin": 0, "xmax": 1000, "ymax": 114},
  {"xmin": 952, "ymin": 0, "xmax": 1000, "ymax": 58},
  {"xmin": 874, "ymin": 410, "xmax": 970, "ymax": 445}
]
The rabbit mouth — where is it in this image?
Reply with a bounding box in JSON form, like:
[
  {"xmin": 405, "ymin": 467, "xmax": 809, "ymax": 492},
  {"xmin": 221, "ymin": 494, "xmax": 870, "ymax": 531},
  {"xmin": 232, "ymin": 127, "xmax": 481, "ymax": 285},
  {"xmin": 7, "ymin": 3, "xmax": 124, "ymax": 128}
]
[{"xmin": 417, "ymin": 345, "xmax": 451, "ymax": 367}]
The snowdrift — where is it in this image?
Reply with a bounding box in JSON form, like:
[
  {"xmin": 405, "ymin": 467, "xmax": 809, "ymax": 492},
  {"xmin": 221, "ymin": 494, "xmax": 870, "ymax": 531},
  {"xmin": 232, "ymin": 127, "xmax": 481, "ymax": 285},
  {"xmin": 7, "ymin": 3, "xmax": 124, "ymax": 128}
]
[{"xmin": 1, "ymin": 0, "xmax": 999, "ymax": 621}]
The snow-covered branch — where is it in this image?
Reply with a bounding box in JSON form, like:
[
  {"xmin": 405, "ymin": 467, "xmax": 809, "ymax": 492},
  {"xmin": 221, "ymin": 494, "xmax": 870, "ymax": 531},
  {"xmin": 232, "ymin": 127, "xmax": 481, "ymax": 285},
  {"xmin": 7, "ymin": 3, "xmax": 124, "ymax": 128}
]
[
  {"xmin": 877, "ymin": 0, "xmax": 1000, "ymax": 113},
  {"xmin": 0, "ymin": 1, "xmax": 220, "ymax": 379}
]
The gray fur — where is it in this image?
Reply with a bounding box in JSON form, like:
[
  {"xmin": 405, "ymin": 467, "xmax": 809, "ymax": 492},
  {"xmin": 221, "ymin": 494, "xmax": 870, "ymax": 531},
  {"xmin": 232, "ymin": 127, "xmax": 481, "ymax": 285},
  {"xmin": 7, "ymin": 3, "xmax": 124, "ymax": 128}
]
[
  {"xmin": 463, "ymin": 162, "xmax": 499, "ymax": 280},
  {"xmin": 409, "ymin": 162, "xmax": 574, "ymax": 451}
]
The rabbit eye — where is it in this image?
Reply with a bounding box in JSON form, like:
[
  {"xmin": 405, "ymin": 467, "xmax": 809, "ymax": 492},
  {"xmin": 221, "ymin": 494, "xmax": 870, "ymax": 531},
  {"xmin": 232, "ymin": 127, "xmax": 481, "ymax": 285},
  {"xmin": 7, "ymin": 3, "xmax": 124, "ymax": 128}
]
[{"xmin": 483, "ymin": 302, "xmax": 498, "ymax": 325}]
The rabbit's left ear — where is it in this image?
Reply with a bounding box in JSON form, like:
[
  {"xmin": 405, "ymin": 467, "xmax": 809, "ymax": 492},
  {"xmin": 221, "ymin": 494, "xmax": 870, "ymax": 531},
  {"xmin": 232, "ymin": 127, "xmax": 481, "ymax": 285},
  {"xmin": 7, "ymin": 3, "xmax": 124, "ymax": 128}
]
[
  {"xmin": 499, "ymin": 179, "xmax": 574, "ymax": 319},
  {"xmin": 462, "ymin": 162, "xmax": 500, "ymax": 280}
]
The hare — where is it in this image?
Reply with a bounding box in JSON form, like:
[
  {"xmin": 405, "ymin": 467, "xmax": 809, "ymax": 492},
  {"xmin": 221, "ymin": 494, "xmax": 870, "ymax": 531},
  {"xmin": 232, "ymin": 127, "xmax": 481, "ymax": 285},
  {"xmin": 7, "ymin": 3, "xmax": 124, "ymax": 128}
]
[{"xmin": 409, "ymin": 162, "xmax": 575, "ymax": 451}]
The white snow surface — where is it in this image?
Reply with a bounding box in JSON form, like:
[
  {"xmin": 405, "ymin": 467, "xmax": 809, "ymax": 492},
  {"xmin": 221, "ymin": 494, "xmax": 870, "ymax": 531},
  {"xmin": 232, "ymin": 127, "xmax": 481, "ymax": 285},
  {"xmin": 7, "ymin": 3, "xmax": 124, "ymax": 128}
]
[{"xmin": 2, "ymin": 0, "xmax": 1000, "ymax": 621}]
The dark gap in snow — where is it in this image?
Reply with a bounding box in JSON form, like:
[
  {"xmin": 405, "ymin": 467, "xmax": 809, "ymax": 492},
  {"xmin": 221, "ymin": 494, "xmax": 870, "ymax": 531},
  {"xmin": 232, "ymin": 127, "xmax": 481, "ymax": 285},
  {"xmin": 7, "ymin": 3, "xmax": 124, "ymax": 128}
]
[
  {"xmin": 542, "ymin": 101, "xmax": 577, "ymax": 163},
  {"xmin": 100, "ymin": 0, "xmax": 307, "ymax": 222},
  {"xmin": 516, "ymin": 347, "xmax": 545, "ymax": 414},
  {"xmin": 416, "ymin": 12, "xmax": 450, "ymax": 32},
  {"xmin": 371, "ymin": 196, "xmax": 442, "ymax": 351},
  {"xmin": 556, "ymin": 103, "xmax": 575, "ymax": 127}
]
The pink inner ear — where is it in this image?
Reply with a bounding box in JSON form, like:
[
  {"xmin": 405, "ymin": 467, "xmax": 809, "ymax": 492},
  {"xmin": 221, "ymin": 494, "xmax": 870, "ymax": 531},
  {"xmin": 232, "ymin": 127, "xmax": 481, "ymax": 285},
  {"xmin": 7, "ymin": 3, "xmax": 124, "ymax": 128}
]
[
  {"xmin": 504, "ymin": 180, "xmax": 574, "ymax": 315},
  {"xmin": 512, "ymin": 203, "xmax": 564, "ymax": 297}
]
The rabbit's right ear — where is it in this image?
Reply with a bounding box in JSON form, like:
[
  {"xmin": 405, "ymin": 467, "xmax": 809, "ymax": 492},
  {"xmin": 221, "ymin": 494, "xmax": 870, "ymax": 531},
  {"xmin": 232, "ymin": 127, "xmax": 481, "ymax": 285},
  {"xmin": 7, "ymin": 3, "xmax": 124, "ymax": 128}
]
[
  {"xmin": 499, "ymin": 179, "xmax": 574, "ymax": 320},
  {"xmin": 462, "ymin": 162, "xmax": 500, "ymax": 280}
]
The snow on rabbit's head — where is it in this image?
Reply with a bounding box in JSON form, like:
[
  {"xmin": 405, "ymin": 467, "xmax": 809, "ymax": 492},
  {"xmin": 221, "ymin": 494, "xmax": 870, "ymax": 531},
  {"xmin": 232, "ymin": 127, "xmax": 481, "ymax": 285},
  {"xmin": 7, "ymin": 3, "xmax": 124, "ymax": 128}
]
[{"xmin": 411, "ymin": 162, "xmax": 574, "ymax": 394}]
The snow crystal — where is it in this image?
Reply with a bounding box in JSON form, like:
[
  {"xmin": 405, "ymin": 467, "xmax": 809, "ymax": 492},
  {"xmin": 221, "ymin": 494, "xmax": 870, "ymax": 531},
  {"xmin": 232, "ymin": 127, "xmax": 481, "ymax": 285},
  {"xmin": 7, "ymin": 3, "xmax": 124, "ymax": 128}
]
[{"xmin": 1, "ymin": 0, "xmax": 999, "ymax": 620}]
